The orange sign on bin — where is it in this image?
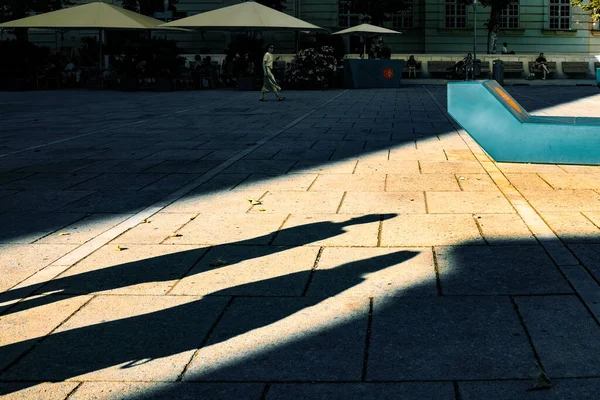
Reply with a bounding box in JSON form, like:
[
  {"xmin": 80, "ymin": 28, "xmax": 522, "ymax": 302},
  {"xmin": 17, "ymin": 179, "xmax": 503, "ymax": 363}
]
[{"xmin": 383, "ymin": 68, "xmax": 395, "ymax": 79}]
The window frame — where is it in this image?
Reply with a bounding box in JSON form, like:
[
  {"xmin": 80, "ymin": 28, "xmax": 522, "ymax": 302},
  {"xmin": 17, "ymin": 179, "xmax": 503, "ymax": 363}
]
[
  {"xmin": 392, "ymin": 0, "xmax": 414, "ymax": 29},
  {"xmin": 499, "ymin": 1, "xmax": 520, "ymax": 30},
  {"xmin": 444, "ymin": 0, "xmax": 467, "ymax": 29},
  {"xmin": 548, "ymin": 0, "xmax": 571, "ymax": 30},
  {"xmin": 338, "ymin": 0, "xmax": 361, "ymax": 28}
]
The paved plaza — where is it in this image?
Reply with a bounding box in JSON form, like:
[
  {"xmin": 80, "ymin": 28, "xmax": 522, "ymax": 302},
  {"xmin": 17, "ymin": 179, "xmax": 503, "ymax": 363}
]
[{"xmin": 1, "ymin": 85, "xmax": 600, "ymax": 399}]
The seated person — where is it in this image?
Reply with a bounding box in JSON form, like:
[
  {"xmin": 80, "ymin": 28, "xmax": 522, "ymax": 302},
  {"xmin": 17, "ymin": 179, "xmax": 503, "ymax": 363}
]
[
  {"xmin": 406, "ymin": 55, "xmax": 417, "ymax": 78},
  {"xmin": 62, "ymin": 59, "xmax": 81, "ymax": 84},
  {"xmin": 534, "ymin": 52, "xmax": 549, "ymax": 80},
  {"xmin": 501, "ymin": 42, "xmax": 515, "ymax": 54}
]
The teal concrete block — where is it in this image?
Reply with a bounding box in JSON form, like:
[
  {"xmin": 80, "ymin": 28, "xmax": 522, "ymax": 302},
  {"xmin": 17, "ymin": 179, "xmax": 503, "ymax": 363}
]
[
  {"xmin": 596, "ymin": 68, "xmax": 600, "ymax": 87},
  {"xmin": 447, "ymin": 80, "xmax": 600, "ymax": 165}
]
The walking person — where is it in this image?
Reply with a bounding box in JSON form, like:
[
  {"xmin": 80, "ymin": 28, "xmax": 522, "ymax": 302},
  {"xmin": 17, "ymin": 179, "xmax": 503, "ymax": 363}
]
[{"xmin": 259, "ymin": 44, "xmax": 285, "ymax": 102}]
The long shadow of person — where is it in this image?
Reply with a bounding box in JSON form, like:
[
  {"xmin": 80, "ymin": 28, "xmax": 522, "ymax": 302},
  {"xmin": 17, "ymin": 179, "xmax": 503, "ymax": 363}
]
[
  {"xmin": 0, "ymin": 214, "xmax": 395, "ymax": 317},
  {"xmin": 0, "ymin": 249, "xmax": 421, "ymax": 395}
]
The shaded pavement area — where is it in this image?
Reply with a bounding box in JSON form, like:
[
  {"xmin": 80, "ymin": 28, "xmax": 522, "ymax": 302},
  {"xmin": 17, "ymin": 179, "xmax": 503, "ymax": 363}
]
[{"xmin": 1, "ymin": 85, "xmax": 600, "ymax": 399}]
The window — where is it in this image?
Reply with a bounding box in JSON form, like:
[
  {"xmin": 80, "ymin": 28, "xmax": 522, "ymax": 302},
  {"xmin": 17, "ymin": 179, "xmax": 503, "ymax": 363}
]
[
  {"xmin": 549, "ymin": 0, "xmax": 571, "ymax": 30},
  {"xmin": 392, "ymin": 1, "xmax": 414, "ymax": 29},
  {"xmin": 500, "ymin": 1, "xmax": 519, "ymax": 29},
  {"xmin": 445, "ymin": 0, "xmax": 467, "ymax": 29},
  {"xmin": 338, "ymin": 0, "xmax": 360, "ymax": 27}
]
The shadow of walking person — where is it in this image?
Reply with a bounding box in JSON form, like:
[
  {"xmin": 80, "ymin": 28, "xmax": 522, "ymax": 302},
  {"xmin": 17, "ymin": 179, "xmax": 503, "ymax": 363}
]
[
  {"xmin": 0, "ymin": 214, "xmax": 395, "ymax": 317},
  {"xmin": 0, "ymin": 249, "xmax": 421, "ymax": 395}
]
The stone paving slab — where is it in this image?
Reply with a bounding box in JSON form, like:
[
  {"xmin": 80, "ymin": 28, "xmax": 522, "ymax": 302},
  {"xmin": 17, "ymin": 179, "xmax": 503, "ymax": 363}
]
[
  {"xmin": 1, "ymin": 295, "xmax": 229, "ymax": 382},
  {"xmin": 380, "ymin": 214, "xmax": 485, "ymax": 246},
  {"xmin": 339, "ymin": 192, "xmax": 426, "ymax": 214},
  {"xmin": 540, "ymin": 212, "xmax": 600, "ymax": 244},
  {"xmin": 515, "ymin": 295, "xmax": 600, "ymax": 377},
  {"xmin": 367, "ymin": 296, "xmax": 535, "ymax": 380},
  {"xmin": 459, "ymin": 379, "xmax": 600, "ymax": 400},
  {"xmin": 272, "ymin": 214, "xmax": 382, "ymax": 247},
  {"xmin": 171, "ymin": 246, "xmax": 319, "ymax": 296},
  {"xmin": 1, "ymin": 87, "xmax": 600, "ymax": 398},
  {"xmin": 0, "ymin": 172, "xmax": 100, "ymax": 190},
  {"xmin": 39, "ymin": 245, "xmax": 207, "ymax": 296},
  {"xmin": 567, "ymin": 244, "xmax": 600, "ymax": 282},
  {"xmin": 0, "ymin": 382, "xmax": 79, "ymax": 400},
  {"xmin": 436, "ymin": 246, "xmax": 572, "ymax": 295},
  {"xmin": 69, "ymin": 173, "xmax": 165, "ymax": 191},
  {"xmin": 386, "ymin": 173, "xmax": 460, "ymax": 191},
  {"xmin": 0, "ymin": 244, "xmax": 77, "ymax": 293},
  {"xmin": 309, "ymin": 174, "xmax": 385, "ymax": 192},
  {"xmin": 0, "ymin": 190, "xmax": 94, "ymax": 212},
  {"xmin": 427, "ymin": 190, "xmax": 514, "ymax": 214},
  {"xmin": 70, "ymin": 382, "xmax": 265, "ymax": 400},
  {"xmin": 266, "ymin": 383, "xmax": 455, "ymax": 400},
  {"xmin": 521, "ymin": 190, "xmax": 600, "ymax": 212},
  {"xmin": 306, "ymin": 247, "xmax": 437, "ymax": 297},
  {"xmin": 113, "ymin": 213, "xmax": 196, "ymax": 244},
  {"xmin": 249, "ymin": 191, "xmax": 344, "ymax": 214},
  {"xmin": 166, "ymin": 213, "xmax": 288, "ymax": 245},
  {"xmin": 0, "ymin": 212, "xmax": 86, "ymax": 244},
  {"xmin": 0, "ymin": 294, "xmax": 92, "ymax": 370},
  {"xmin": 474, "ymin": 214, "xmax": 536, "ymax": 245},
  {"xmin": 184, "ymin": 296, "xmax": 369, "ymax": 381}
]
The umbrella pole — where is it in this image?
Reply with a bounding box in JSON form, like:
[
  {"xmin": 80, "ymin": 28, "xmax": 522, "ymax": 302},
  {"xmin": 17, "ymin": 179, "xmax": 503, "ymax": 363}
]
[
  {"xmin": 363, "ymin": 34, "xmax": 366, "ymax": 59},
  {"xmin": 99, "ymin": 29, "xmax": 104, "ymax": 88}
]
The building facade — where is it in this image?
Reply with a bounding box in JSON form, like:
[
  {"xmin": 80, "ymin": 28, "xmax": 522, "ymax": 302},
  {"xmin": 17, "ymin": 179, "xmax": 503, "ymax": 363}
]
[{"xmin": 14, "ymin": 0, "xmax": 600, "ymax": 55}]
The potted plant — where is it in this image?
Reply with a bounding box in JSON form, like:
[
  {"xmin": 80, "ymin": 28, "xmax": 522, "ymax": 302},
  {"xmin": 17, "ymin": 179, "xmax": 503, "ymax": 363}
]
[{"xmin": 285, "ymin": 46, "xmax": 338, "ymax": 90}]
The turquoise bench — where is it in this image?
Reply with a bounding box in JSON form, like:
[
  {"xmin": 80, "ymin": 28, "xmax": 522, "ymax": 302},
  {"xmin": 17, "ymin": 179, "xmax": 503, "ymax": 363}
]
[
  {"xmin": 597, "ymin": 67, "xmax": 599, "ymax": 87},
  {"xmin": 447, "ymin": 80, "xmax": 600, "ymax": 165}
]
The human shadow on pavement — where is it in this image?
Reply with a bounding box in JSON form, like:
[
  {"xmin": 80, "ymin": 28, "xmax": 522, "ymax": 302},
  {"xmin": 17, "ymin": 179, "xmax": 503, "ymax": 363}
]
[
  {"xmin": 0, "ymin": 214, "xmax": 394, "ymax": 317},
  {"xmin": 0, "ymin": 249, "xmax": 420, "ymax": 396},
  {"xmin": 1, "ymin": 86, "xmax": 598, "ymax": 247}
]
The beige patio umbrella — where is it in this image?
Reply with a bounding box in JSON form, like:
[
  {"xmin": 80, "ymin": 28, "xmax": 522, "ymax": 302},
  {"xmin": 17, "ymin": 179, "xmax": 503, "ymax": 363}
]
[
  {"xmin": 333, "ymin": 23, "xmax": 402, "ymax": 58},
  {"xmin": 0, "ymin": 2, "xmax": 186, "ymax": 69},
  {"xmin": 160, "ymin": 1, "xmax": 324, "ymax": 31}
]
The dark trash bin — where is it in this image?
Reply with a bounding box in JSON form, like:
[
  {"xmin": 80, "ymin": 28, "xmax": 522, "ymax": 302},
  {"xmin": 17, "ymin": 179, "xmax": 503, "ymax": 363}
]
[
  {"xmin": 473, "ymin": 59, "xmax": 481, "ymax": 78},
  {"xmin": 493, "ymin": 59, "xmax": 504, "ymax": 85}
]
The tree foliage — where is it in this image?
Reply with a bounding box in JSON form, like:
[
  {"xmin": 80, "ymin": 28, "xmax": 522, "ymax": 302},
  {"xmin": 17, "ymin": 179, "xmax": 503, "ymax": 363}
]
[
  {"xmin": 120, "ymin": 0, "xmax": 179, "ymax": 16},
  {"xmin": 0, "ymin": 0, "xmax": 70, "ymax": 22},
  {"xmin": 571, "ymin": 0, "xmax": 600, "ymax": 21}
]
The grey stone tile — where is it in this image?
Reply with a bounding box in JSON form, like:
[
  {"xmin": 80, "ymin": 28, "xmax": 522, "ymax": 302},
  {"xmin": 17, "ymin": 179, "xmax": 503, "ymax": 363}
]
[
  {"xmin": 459, "ymin": 379, "xmax": 600, "ymax": 400},
  {"xmin": 142, "ymin": 149, "xmax": 213, "ymax": 161},
  {"xmin": 225, "ymin": 160, "xmax": 297, "ymax": 174},
  {"xmin": 436, "ymin": 246, "xmax": 572, "ymax": 295},
  {"xmin": 368, "ymin": 297, "xmax": 534, "ymax": 380},
  {"xmin": 0, "ymin": 172, "xmax": 100, "ymax": 190},
  {"xmin": 62, "ymin": 190, "xmax": 165, "ymax": 213},
  {"xmin": 266, "ymin": 383, "xmax": 455, "ymax": 400},
  {"xmin": 0, "ymin": 190, "xmax": 93, "ymax": 212},
  {"xmin": 567, "ymin": 244, "xmax": 600, "ymax": 282},
  {"xmin": 68, "ymin": 173, "xmax": 165, "ymax": 191},
  {"xmin": 0, "ymin": 212, "xmax": 85, "ymax": 243},
  {"xmin": 142, "ymin": 160, "xmax": 222, "ymax": 174},
  {"xmin": 11, "ymin": 159, "xmax": 97, "ymax": 173},
  {"xmin": 0, "ymin": 172, "xmax": 35, "ymax": 185},
  {"xmin": 184, "ymin": 297, "xmax": 369, "ymax": 381},
  {"xmin": 77, "ymin": 159, "xmax": 162, "ymax": 173},
  {"xmin": 71, "ymin": 382, "xmax": 265, "ymax": 400},
  {"xmin": 0, "ymin": 382, "xmax": 79, "ymax": 399},
  {"xmin": 1, "ymin": 295, "xmax": 229, "ymax": 382},
  {"xmin": 515, "ymin": 295, "xmax": 600, "ymax": 378}
]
